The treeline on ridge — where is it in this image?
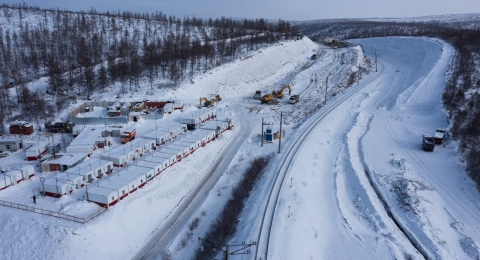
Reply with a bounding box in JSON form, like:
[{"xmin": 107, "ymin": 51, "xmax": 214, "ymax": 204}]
[{"xmin": 0, "ymin": 3, "xmax": 297, "ymax": 129}]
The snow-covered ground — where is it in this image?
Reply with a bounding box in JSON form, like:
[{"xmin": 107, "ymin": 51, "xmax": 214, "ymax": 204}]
[{"xmin": 1, "ymin": 35, "xmax": 479, "ymax": 260}]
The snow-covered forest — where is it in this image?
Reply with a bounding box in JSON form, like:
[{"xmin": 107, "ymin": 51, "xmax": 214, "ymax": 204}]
[{"xmin": 0, "ymin": 3, "xmax": 296, "ymax": 129}]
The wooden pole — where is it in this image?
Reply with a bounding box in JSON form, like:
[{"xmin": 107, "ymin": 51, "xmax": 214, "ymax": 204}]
[{"xmin": 261, "ymin": 118, "xmax": 264, "ymax": 147}]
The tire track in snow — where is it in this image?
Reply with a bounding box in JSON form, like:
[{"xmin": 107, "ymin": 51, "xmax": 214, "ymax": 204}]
[{"xmin": 354, "ymin": 114, "xmax": 432, "ymax": 259}]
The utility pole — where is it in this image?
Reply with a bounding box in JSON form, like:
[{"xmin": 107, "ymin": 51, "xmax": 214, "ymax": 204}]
[
  {"xmin": 278, "ymin": 111, "xmax": 282, "ymax": 154},
  {"xmin": 261, "ymin": 118, "xmax": 264, "ymax": 147},
  {"xmin": 375, "ymin": 49, "xmax": 377, "ymax": 72},
  {"xmin": 324, "ymin": 76, "xmax": 328, "ymax": 105}
]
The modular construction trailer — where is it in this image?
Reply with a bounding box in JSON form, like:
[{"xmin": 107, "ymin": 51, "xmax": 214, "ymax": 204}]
[
  {"xmin": 197, "ymin": 118, "xmax": 233, "ymax": 137},
  {"xmin": 85, "ymin": 121, "xmax": 235, "ymax": 208},
  {"xmin": 0, "ymin": 165, "xmax": 35, "ymax": 191},
  {"xmin": 143, "ymin": 130, "xmax": 172, "ymax": 146},
  {"xmin": 40, "ymin": 153, "xmax": 88, "ymax": 173},
  {"xmin": 143, "ymin": 124, "xmax": 187, "ymax": 145},
  {"xmin": 179, "ymin": 109, "xmax": 217, "ymax": 130},
  {"xmin": 132, "ymin": 160, "xmax": 163, "ymax": 177},
  {"xmin": 143, "ymin": 153, "xmax": 173, "ymax": 170},
  {"xmin": 63, "ymin": 158, "xmax": 114, "ymax": 187},
  {"xmin": 193, "ymin": 129, "xmax": 216, "ymax": 143},
  {"xmin": 173, "ymin": 139, "xmax": 197, "ymax": 154},
  {"xmin": 0, "ymin": 136, "xmax": 23, "ymax": 152},
  {"xmin": 100, "ymin": 143, "xmax": 143, "ymax": 167},
  {"xmin": 70, "ymin": 127, "xmax": 105, "ymax": 148},
  {"xmin": 128, "ymin": 138, "xmax": 157, "ymax": 156},
  {"xmin": 125, "ymin": 165, "xmax": 155, "ymax": 183},
  {"xmin": 88, "ymin": 165, "xmax": 153, "ymax": 206},
  {"xmin": 42, "ymin": 178, "xmax": 74, "ymax": 197},
  {"xmin": 25, "ymin": 142, "xmax": 48, "ymax": 161},
  {"xmin": 176, "ymin": 134, "xmax": 202, "ymax": 152},
  {"xmin": 100, "ymin": 151, "xmax": 130, "ymax": 167},
  {"xmin": 86, "ymin": 185, "xmax": 120, "ymax": 207},
  {"xmin": 164, "ymin": 144, "xmax": 190, "ymax": 158},
  {"xmin": 158, "ymin": 147, "xmax": 184, "ymax": 162},
  {"xmin": 66, "ymin": 143, "xmax": 96, "ymax": 156},
  {"xmin": 41, "ymin": 172, "xmax": 85, "ymax": 197}
]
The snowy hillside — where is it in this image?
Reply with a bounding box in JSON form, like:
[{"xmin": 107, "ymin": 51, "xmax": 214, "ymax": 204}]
[{"xmin": 0, "ymin": 26, "xmax": 479, "ymax": 260}]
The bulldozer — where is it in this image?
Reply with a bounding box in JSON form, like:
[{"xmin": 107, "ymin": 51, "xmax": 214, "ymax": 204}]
[
  {"xmin": 260, "ymin": 91, "xmax": 278, "ymax": 105},
  {"xmin": 276, "ymin": 85, "xmax": 291, "ymax": 99},
  {"xmin": 199, "ymin": 97, "xmax": 215, "ymax": 108}
]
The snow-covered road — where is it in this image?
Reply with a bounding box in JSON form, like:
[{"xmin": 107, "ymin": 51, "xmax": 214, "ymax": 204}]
[{"xmin": 266, "ymin": 37, "xmax": 480, "ymax": 259}]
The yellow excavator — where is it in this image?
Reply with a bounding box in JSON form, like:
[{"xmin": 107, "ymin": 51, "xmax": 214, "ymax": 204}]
[
  {"xmin": 260, "ymin": 91, "xmax": 278, "ymax": 104},
  {"xmin": 199, "ymin": 97, "xmax": 214, "ymax": 108},
  {"xmin": 276, "ymin": 85, "xmax": 291, "ymax": 99}
]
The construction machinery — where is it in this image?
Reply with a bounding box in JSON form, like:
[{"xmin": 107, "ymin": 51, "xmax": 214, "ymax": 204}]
[
  {"xmin": 199, "ymin": 97, "xmax": 214, "ymax": 108},
  {"xmin": 260, "ymin": 91, "xmax": 278, "ymax": 105},
  {"xmin": 276, "ymin": 85, "xmax": 291, "ymax": 99}
]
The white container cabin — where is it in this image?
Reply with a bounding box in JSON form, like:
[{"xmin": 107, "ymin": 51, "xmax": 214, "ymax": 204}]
[
  {"xmin": 25, "ymin": 142, "xmax": 48, "ymax": 161},
  {"xmin": 144, "ymin": 153, "xmax": 172, "ymax": 169},
  {"xmin": 115, "ymin": 174, "xmax": 140, "ymax": 194},
  {"xmin": 2, "ymin": 165, "xmax": 35, "ymax": 188},
  {"xmin": 42, "ymin": 178, "xmax": 73, "ymax": 197},
  {"xmin": 75, "ymin": 158, "xmax": 114, "ymax": 179},
  {"xmin": 165, "ymin": 144, "xmax": 190, "ymax": 158},
  {"xmin": 129, "ymin": 138, "xmax": 156, "ymax": 156},
  {"xmin": 174, "ymin": 139, "xmax": 198, "ymax": 153},
  {"xmin": 134, "ymin": 160, "xmax": 163, "ymax": 178},
  {"xmin": 199, "ymin": 119, "xmax": 232, "ymax": 136},
  {"xmin": 178, "ymin": 134, "xmax": 202, "ymax": 149},
  {"xmin": 143, "ymin": 130, "xmax": 172, "ymax": 146},
  {"xmin": 66, "ymin": 143, "xmax": 95, "ymax": 156},
  {"xmin": 87, "ymin": 185, "xmax": 119, "ymax": 207},
  {"xmin": 173, "ymin": 100, "xmax": 184, "ymax": 110},
  {"xmin": 0, "ymin": 175, "xmax": 12, "ymax": 190},
  {"xmin": 195, "ymin": 129, "xmax": 216, "ymax": 143},
  {"xmin": 158, "ymin": 147, "xmax": 183, "ymax": 162},
  {"xmin": 59, "ymin": 172, "xmax": 85, "ymax": 189},
  {"xmin": 97, "ymin": 176, "xmax": 129, "ymax": 200},
  {"xmin": 125, "ymin": 165, "xmax": 154, "ymax": 183},
  {"xmin": 101, "ymin": 151, "xmax": 129, "ymax": 167},
  {"xmin": 0, "ymin": 137, "xmax": 23, "ymax": 152}
]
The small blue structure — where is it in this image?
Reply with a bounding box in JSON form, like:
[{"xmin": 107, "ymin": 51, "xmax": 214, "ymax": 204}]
[{"xmin": 264, "ymin": 128, "xmax": 276, "ymax": 143}]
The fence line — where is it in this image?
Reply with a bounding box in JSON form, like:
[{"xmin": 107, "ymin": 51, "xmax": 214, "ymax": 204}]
[{"xmin": 0, "ymin": 199, "xmax": 108, "ymax": 224}]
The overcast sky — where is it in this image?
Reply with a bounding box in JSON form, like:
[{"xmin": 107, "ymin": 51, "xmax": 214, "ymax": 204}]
[{"xmin": 3, "ymin": 0, "xmax": 480, "ymax": 21}]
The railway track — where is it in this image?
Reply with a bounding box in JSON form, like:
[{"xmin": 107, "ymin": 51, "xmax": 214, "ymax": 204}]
[{"xmin": 254, "ymin": 61, "xmax": 386, "ymax": 259}]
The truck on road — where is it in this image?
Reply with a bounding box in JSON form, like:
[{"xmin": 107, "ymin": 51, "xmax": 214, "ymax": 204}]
[
  {"xmin": 422, "ymin": 134, "xmax": 435, "ymax": 151},
  {"xmin": 289, "ymin": 94, "xmax": 300, "ymax": 104},
  {"xmin": 121, "ymin": 127, "xmax": 136, "ymax": 144},
  {"xmin": 45, "ymin": 122, "xmax": 75, "ymax": 133}
]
